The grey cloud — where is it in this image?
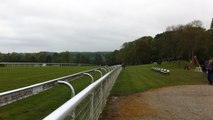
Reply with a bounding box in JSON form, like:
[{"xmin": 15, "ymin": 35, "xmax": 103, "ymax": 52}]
[{"xmin": 0, "ymin": 0, "xmax": 213, "ymax": 53}]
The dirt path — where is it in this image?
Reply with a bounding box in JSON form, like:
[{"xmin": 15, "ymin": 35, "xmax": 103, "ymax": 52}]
[{"xmin": 100, "ymin": 85, "xmax": 213, "ymax": 120}]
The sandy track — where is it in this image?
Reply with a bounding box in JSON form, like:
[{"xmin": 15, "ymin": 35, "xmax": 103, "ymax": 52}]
[{"xmin": 100, "ymin": 85, "xmax": 213, "ymax": 120}]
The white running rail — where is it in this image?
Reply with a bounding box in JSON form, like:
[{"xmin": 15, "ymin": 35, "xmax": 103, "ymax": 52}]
[
  {"xmin": 43, "ymin": 65, "xmax": 122, "ymax": 120},
  {"xmin": 0, "ymin": 67, "xmax": 111, "ymax": 107}
]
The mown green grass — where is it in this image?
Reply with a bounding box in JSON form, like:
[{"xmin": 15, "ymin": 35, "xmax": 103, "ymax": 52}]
[
  {"xmin": 0, "ymin": 62, "xmax": 207, "ymax": 120},
  {"xmin": 110, "ymin": 61, "xmax": 206, "ymax": 96},
  {"xmin": 0, "ymin": 66, "xmax": 98, "ymax": 92},
  {"xmin": 0, "ymin": 66, "xmax": 103, "ymax": 120}
]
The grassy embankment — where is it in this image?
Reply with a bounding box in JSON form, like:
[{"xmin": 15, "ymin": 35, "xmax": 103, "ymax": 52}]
[
  {"xmin": 111, "ymin": 61, "xmax": 206, "ymax": 96},
  {"xmin": 0, "ymin": 66, "xmax": 102, "ymax": 120}
]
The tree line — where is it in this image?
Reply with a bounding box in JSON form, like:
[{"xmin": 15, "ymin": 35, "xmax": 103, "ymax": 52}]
[
  {"xmin": 107, "ymin": 20, "xmax": 213, "ymax": 65},
  {"xmin": 0, "ymin": 52, "xmax": 108, "ymax": 65}
]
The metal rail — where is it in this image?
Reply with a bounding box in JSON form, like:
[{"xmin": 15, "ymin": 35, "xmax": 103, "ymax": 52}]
[
  {"xmin": 0, "ymin": 62, "xmax": 91, "ymax": 67},
  {"xmin": 43, "ymin": 65, "xmax": 122, "ymax": 120},
  {"xmin": 0, "ymin": 67, "xmax": 110, "ymax": 107},
  {"xmin": 57, "ymin": 81, "xmax": 75, "ymax": 98}
]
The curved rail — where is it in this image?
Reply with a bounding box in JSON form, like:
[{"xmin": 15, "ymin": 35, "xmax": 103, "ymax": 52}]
[
  {"xmin": 43, "ymin": 65, "xmax": 122, "ymax": 120},
  {"xmin": 0, "ymin": 66, "xmax": 111, "ymax": 107}
]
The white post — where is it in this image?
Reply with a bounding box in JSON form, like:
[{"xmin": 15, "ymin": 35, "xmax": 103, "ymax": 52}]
[
  {"xmin": 83, "ymin": 73, "xmax": 95, "ymax": 119},
  {"xmin": 57, "ymin": 81, "xmax": 75, "ymax": 120},
  {"xmin": 83, "ymin": 73, "xmax": 94, "ymax": 83},
  {"xmin": 95, "ymin": 70, "xmax": 103, "ymax": 77}
]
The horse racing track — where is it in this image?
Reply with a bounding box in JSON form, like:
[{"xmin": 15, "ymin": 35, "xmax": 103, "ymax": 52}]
[{"xmin": 0, "ymin": 65, "xmax": 122, "ymax": 120}]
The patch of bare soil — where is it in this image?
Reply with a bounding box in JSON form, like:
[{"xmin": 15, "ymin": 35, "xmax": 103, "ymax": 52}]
[{"xmin": 100, "ymin": 85, "xmax": 213, "ymax": 120}]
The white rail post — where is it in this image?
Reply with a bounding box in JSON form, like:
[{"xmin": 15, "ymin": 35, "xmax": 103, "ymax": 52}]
[
  {"xmin": 107, "ymin": 67, "xmax": 111, "ymax": 72},
  {"xmin": 101, "ymin": 68, "xmax": 108, "ymax": 73},
  {"xmin": 94, "ymin": 70, "xmax": 103, "ymax": 77},
  {"xmin": 83, "ymin": 73, "xmax": 94, "ymax": 83},
  {"xmin": 83, "ymin": 73, "xmax": 94, "ymax": 119},
  {"xmin": 57, "ymin": 81, "xmax": 75, "ymax": 98},
  {"xmin": 94, "ymin": 70, "xmax": 103, "ymax": 114},
  {"xmin": 57, "ymin": 81, "xmax": 75, "ymax": 120}
]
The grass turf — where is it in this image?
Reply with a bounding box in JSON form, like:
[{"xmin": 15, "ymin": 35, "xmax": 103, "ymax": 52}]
[
  {"xmin": 0, "ymin": 66, "xmax": 98, "ymax": 92},
  {"xmin": 0, "ymin": 62, "xmax": 207, "ymax": 119},
  {"xmin": 0, "ymin": 66, "xmax": 102, "ymax": 120},
  {"xmin": 110, "ymin": 61, "xmax": 207, "ymax": 96}
]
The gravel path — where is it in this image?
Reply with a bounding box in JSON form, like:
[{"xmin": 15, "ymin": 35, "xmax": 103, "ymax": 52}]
[{"xmin": 101, "ymin": 85, "xmax": 213, "ymax": 120}]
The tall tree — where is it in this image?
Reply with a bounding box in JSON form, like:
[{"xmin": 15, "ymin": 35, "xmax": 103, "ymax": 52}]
[
  {"xmin": 211, "ymin": 18, "xmax": 213, "ymax": 30},
  {"xmin": 94, "ymin": 54, "xmax": 103, "ymax": 65},
  {"xmin": 60, "ymin": 51, "xmax": 72, "ymax": 63}
]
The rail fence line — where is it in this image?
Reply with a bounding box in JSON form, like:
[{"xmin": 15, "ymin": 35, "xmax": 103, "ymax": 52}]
[
  {"xmin": 0, "ymin": 62, "xmax": 92, "ymax": 67},
  {"xmin": 0, "ymin": 66, "xmax": 113, "ymax": 107},
  {"xmin": 43, "ymin": 65, "xmax": 122, "ymax": 120}
]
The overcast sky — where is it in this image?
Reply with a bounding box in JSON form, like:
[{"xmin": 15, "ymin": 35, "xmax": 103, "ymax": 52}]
[{"xmin": 0, "ymin": 0, "xmax": 212, "ymax": 53}]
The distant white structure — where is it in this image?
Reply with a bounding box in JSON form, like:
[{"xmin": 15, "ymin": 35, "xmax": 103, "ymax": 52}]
[
  {"xmin": 195, "ymin": 66, "xmax": 202, "ymax": 72},
  {"xmin": 42, "ymin": 64, "xmax": 47, "ymax": 67}
]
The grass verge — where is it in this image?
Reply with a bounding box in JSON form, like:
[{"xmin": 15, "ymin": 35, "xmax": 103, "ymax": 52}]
[{"xmin": 110, "ymin": 61, "xmax": 206, "ymax": 96}]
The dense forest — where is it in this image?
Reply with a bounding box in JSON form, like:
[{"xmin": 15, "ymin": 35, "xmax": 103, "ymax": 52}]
[
  {"xmin": 0, "ymin": 20, "xmax": 213, "ymax": 66},
  {"xmin": 0, "ymin": 52, "xmax": 109, "ymax": 65},
  {"xmin": 107, "ymin": 20, "xmax": 213, "ymax": 65}
]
